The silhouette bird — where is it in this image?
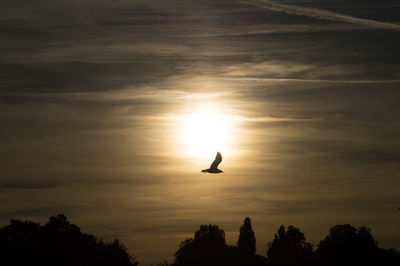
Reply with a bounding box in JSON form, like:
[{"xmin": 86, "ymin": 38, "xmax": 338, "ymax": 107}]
[{"xmin": 201, "ymin": 152, "xmax": 224, "ymax": 173}]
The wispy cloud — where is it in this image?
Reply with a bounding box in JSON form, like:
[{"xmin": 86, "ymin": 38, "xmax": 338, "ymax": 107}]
[
  {"xmin": 225, "ymin": 77, "xmax": 400, "ymax": 83},
  {"xmin": 246, "ymin": 0, "xmax": 400, "ymax": 31},
  {"xmin": 188, "ymin": 24, "xmax": 362, "ymax": 37}
]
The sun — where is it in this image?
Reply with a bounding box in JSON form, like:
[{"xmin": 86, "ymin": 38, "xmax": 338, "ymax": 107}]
[{"xmin": 180, "ymin": 111, "xmax": 231, "ymax": 158}]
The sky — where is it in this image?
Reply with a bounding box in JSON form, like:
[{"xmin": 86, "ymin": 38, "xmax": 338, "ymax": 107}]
[{"xmin": 1, "ymin": 0, "xmax": 400, "ymax": 264}]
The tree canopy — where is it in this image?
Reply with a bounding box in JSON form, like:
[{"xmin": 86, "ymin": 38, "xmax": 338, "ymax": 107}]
[
  {"xmin": 174, "ymin": 224, "xmax": 227, "ymax": 266},
  {"xmin": 316, "ymin": 224, "xmax": 398, "ymax": 266},
  {"xmin": 238, "ymin": 217, "xmax": 256, "ymax": 257},
  {"xmin": 1, "ymin": 215, "xmax": 399, "ymax": 266},
  {"xmin": 0, "ymin": 214, "xmax": 138, "ymax": 266},
  {"xmin": 266, "ymin": 225, "xmax": 314, "ymax": 266}
]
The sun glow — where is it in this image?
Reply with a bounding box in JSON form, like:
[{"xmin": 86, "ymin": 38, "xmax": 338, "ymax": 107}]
[{"xmin": 180, "ymin": 110, "xmax": 232, "ymax": 158}]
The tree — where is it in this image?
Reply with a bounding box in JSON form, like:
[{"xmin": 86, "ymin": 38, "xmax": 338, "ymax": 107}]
[
  {"xmin": 0, "ymin": 214, "xmax": 139, "ymax": 266},
  {"xmin": 317, "ymin": 224, "xmax": 385, "ymax": 266},
  {"xmin": 237, "ymin": 217, "xmax": 256, "ymax": 264},
  {"xmin": 174, "ymin": 224, "xmax": 227, "ymax": 266},
  {"xmin": 266, "ymin": 225, "xmax": 314, "ymax": 266},
  {"xmin": 0, "ymin": 220, "xmax": 42, "ymax": 266},
  {"xmin": 194, "ymin": 224, "xmax": 226, "ymax": 246},
  {"xmin": 45, "ymin": 214, "xmax": 80, "ymax": 234}
]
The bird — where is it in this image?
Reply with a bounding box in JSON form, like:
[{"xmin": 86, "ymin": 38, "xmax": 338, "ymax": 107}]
[{"xmin": 201, "ymin": 152, "xmax": 224, "ymax": 173}]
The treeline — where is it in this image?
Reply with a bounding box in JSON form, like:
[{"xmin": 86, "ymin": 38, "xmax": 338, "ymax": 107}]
[
  {"xmin": 0, "ymin": 214, "xmax": 138, "ymax": 266},
  {"xmin": 165, "ymin": 217, "xmax": 400, "ymax": 266},
  {"xmin": 0, "ymin": 215, "xmax": 399, "ymax": 266}
]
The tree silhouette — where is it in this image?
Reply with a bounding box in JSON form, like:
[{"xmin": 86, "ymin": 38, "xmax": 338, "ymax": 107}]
[
  {"xmin": 2, "ymin": 215, "xmax": 399, "ymax": 266},
  {"xmin": 237, "ymin": 217, "xmax": 256, "ymax": 265},
  {"xmin": 316, "ymin": 224, "xmax": 400, "ymax": 266},
  {"xmin": 238, "ymin": 217, "xmax": 256, "ymax": 256},
  {"xmin": 266, "ymin": 225, "xmax": 314, "ymax": 266},
  {"xmin": 174, "ymin": 224, "xmax": 228, "ymax": 266},
  {"xmin": 0, "ymin": 214, "xmax": 138, "ymax": 266},
  {"xmin": 0, "ymin": 219, "xmax": 42, "ymax": 266},
  {"xmin": 194, "ymin": 224, "xmax": 226, "ymax": 245}
]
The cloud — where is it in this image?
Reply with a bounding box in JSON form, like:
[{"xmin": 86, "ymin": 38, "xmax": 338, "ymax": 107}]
[
  {"xmin": 246, "ymin": 0, "xmax": 400, "ymax": 31},
  {"xmin": 338, "ymin": 149, "xmax": 400, "ymax": 164},
  {"xmin": 188, "ymin": 23, "xmax": 363, "ymax": 37},
  {"xmin": 226, "ymin": 77, "xmax": 400, "ymax": 83},
  {"xmin": 1, "ymin": 1, "xmax": 400, "ymax": 264}
]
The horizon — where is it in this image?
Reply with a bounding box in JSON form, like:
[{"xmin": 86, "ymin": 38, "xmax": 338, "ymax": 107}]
[{"xmin": 1, "ymin": 0, "xmax": 400, "ymax": 265}]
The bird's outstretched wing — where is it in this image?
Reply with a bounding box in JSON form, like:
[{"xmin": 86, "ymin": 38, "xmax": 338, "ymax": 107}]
[{"xmin": 210, "ymin": 152, "xmax": 222, "ymax": 170}]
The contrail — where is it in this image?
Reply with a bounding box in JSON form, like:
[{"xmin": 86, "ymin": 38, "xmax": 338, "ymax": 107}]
[
  {"xmin": 245, "ymin": 0, "xmax": 400, "ymax": 31},
  {"xmin": 225, "ymin": 77, "xmax": 400, "ymax": 83}
]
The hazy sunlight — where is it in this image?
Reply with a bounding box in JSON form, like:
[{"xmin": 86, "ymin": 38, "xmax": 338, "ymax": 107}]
[{"xmin": 179, "ymin": 110, "xmax": 232, "ymax": 158}]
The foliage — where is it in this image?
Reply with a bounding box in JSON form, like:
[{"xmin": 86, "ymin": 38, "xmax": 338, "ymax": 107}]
[
  {"xmin": 316, "ymin": 224, "xmax": 399, "ymax": 266},
  {"xmin": 266, "ymin": 225, "xmax": 314, "ymax": 266},
  {"xmin": 1, "ymin": 215, "xmax": 399, "ymax": 266},
  {"xmin": 174, "ymin": 224, "xmax": 227, "ymax": 266},
  {"xmin": 238, "ymin": 217, "xmax": 256, "ymax": 257},
  {"xmin": 0, "ymin": 214, "xmax": 138, "ymax": 266},
  {"xmin": 172, "ymin": 219, "xmax": 399, "ymax": 266}
]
